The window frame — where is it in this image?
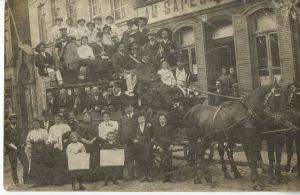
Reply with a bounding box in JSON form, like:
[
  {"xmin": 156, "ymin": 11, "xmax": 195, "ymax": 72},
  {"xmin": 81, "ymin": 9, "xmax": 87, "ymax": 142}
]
[
  {"xmin": 37, "ymin": 3, "xmax": 47, "ymax": 42},
  {"xmin": 110, "ymin": 0, "xmax": 126, "ymax": 21}
]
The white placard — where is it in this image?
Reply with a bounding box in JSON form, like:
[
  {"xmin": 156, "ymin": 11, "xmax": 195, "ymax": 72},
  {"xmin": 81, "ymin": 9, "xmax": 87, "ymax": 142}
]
[
  {"xmin": 67, "ymin": 153, "xmax": 90, "ymax": 170},
  {"xmin": 100, "ymin": 149, "xmax": 125, "ymax": 166}
]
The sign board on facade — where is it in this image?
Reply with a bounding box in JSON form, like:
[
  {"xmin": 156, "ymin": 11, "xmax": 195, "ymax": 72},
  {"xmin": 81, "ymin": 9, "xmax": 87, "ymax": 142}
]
[{"xmin": 136, "ymin": 0, "xmax": 235, "ymax": 23}]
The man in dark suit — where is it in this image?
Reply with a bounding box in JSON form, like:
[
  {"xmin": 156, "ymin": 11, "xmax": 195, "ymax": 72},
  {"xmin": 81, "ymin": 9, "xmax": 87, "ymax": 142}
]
[
  {"xmin": 118, "ymin": 104, "xmax": 137, "ymax": 180},
  {"xmin": 158, "ymin": 28, "xmax": 177, "ymax": 67},
  {"xmin": 41, "ymin": 110, "xmax": 55, "ymax": 132},
  {"xmin": 58, "ymin": 88, "xmax": 72, "ymax": 111},
  {"xmin": 133, "ymin": 113, "xmax": 153, "ymax": 182},
  {"xmin": 90, "ymin": 32, "xmax": 110, "ymax": 81},
  {"xmin": 90, "ymin": 86, "xmax": 104, "ymax": 112},
  {"xmin": 34, "ymin": 42, "xmax": 55, "ymax": 77},
  {"xmin": 128, "ymin": 41, "xmax": 141, "ymax": 63},
  {"xmin": 4, "ymin": 114, "xmax": 29, "ymax": 185},
  {"xmin": 134, "ymin": 17, "xmax": 150, "ymax": 47},
  {"xmin": 153, "ymin": 114, "xmax": 175, "ymax": 182},
  {"xmin": 46, "ymin": 91, "xmax": 59, "ymax": 115},
  {"xmin": 213, "ymin": 80, "xmax": 228, "ymax": 106},
  {"xmin": 142, "ymin": 30, "xmax": 160, "ymax": 64},
  {"xmin": 113, "ymin": 43, "xmax": 136, "ymax": 96},
  {"xmin": 121, "ymin": 19, "xmax": 136, "ymax": 49}
]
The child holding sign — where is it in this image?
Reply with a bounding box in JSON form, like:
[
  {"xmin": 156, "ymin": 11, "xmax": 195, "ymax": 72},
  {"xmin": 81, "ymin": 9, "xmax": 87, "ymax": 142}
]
[
  {"xmin": 66, "ymin": 132, "xmax": 87, "ymax": 191},
  {"xmin": 101, "ymin": 131, "xmax": 121, "ymax": 186}
]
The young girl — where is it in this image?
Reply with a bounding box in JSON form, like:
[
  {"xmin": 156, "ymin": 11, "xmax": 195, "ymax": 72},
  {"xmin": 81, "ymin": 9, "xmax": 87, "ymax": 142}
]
[{"xmin": 66, "ymin": 132, "xmax": 86, "ymax": 191}]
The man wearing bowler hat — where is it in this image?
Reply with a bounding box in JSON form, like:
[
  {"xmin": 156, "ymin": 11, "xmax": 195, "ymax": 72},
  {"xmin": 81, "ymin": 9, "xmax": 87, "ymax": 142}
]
[
  {"xmin": 142, "ymin": 30, "xmax": 160, "ymax": 66},
  {"xmin": 121, "ymin": 19, "xmax": 136, "ymax": 49},
  {"xmin": 134, "ymin": 17, "xmax": 149, "ymax": 46},
  {"xmin": 4, "ymin": 114, "xmax": 29, "ymax": 185}
]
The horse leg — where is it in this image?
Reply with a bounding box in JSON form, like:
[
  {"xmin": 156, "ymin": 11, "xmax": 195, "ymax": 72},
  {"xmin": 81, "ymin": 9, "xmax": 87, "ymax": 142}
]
[
  {"xmin": 285, "ymin": 136, "xmax": 293, "ymax": 173},
  {"xmin": 242, "ymin": 132, "xmax": 264, "ymax": 191},
  {"xmin": 274, "ymin": 138, "xmax": 286, "ymax": 183},
  {"xmin": 218, "ymin": 141, "xmax": 231, "ymax": 179},
  {"xmin": 266, "ymin": 139, "xmax": 276, "ymax": 184},
  {"xmin": 226, "ymin": 142, "xmax": 242, "ymax": 178},
  {"xmin": 195, "ymin": 135, "xmax": 213, "ymax": 184}
]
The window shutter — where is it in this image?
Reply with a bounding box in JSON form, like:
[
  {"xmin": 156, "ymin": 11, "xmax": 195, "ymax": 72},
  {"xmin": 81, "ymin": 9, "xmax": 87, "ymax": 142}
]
[
  {"xmin": 195, "ymin": 18, "xmax": 208, "ymax": 91},
  {"xmin": 233, "ymin": 14, "xmax": 253, "ymax": 93},
  {"xmin": 277, "ymin": 9, "xmax": 295, "ymax": 85}
]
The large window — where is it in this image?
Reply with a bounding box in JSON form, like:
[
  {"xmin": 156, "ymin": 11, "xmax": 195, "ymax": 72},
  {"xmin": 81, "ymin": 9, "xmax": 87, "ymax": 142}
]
[
  {"xmin": 89, "ymin": 0, "xmax": 100, "ymax": 17},
  {"xmin": 176, "ymin": 26, "xmax": 197, "ymax": 81},
  {"xmin": 38, "ymin": 3, "xmax": 47, "ymax": 42},
  {"xmin": 110, "ymin": 0, "xmax": 126, "ymax": 21},
  {"xmin": 254, "ymin": 12, "xmax": 281, "ymax": 86}
]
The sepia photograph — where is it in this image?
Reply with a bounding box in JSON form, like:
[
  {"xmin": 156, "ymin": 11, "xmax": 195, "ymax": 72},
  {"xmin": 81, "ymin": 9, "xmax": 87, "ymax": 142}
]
[{"xmin": 2, "ymin": 0, "xmax": 300, "ymax": 192}]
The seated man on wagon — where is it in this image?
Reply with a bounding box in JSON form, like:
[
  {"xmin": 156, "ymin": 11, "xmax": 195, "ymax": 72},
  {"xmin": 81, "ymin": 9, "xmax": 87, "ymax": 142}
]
[
  {"xmin": 35, "ymin": 42, "xmax": 63, "ymax": 85},
  {"xmin": 112, "ymin": 42, "xmax": 136, "ymax": 97}
]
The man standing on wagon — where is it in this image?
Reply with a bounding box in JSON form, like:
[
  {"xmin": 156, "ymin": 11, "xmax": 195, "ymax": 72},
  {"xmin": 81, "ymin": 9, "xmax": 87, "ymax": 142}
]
[
  {"xmin": 134, "ymin": 17, "xmax": 150, "ymax": 47},
  {"xmin": 158, "ymin": 28, "xmax": 177, "ymax": 67}
]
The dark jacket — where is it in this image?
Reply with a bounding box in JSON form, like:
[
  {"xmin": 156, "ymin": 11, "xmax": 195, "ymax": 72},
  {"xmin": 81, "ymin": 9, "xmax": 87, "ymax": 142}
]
[
  {"xmin": 134, "ymin": 123, "xmax": 153, "ymax": 143},
  {"xmin": 101, "ymin": 140, "xmax": 121, "ymax": 150},
  {"xmin": 90, "ymin": 95, "xmax": 104, "ymax": 111},
  {"xmin": 41, "ymin": 120, "xmax": 55, "ymax": 132},
  {"xmin": 159, "ymin": 39, "xmax": 177, "ymax": 66},
  {"xmin": 118, "ymin": 114, "xmax": 137, "ymax": 145},
  {"xmin": 112, "ymin": 52, "xmax": 133, "ymax": 72},
  {"xmin": 121, "ymin": 29, "xmax": 136, "ymax": 48},
  {"xmin": 35, "ymin": 52, "xmax": 55, "ymax": 76},
  {"xmin": 4, "ymin": 124, "xmax": 28, "ymax": 153},
  {"xmin": 153, "ymin": 124, "xmax": 175, "ymax": 150},
  {"xmin": 143, "ymin": 41, "xmax": 160, "ymax": 59},
  {"xmin": 134, "ymin": 28, "xmax": 150, "ymax": 46},
  {"xmin": 58, "ymin": 95, "xmax": 73, "ymax": 111},
  {"xmin": 90, "ymin": 42, "xmax": 109, "ymax": 60},
  {"xmin": 213, "ymin": 87, "xmax": 228, "ymax": 106}
]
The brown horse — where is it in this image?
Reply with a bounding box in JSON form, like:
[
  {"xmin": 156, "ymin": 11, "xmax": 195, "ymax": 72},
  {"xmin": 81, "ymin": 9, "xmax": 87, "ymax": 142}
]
[{"xmin": 184, "ymin": 84, "xmax": 275, "ymax": 190}]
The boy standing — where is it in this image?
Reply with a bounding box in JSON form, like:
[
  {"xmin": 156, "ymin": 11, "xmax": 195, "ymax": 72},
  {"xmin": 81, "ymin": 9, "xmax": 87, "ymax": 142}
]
[{"xmin": 101, "ymin": 131, "xmax": 120, "ymax": 186}]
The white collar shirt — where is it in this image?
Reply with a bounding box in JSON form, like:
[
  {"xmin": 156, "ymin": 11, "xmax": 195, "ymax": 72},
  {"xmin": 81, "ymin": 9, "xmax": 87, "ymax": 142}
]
[{"xmin": 98, "ymin": 120, "xmax": 119, "ymax": 140}]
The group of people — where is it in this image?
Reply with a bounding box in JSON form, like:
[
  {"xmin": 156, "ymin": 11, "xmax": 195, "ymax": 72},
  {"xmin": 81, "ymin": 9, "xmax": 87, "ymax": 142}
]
[
  {"xmin": 4, "ymin": 103, "xmax": 176, "ymax": 190},
  {"xmin": 35, "ymin": 15, "xmax": 189, "ymax": 100}
]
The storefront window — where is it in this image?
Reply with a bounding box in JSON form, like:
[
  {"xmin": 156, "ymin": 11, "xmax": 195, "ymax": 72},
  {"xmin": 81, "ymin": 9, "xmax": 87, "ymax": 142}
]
[
  {"xmin": 254, "ymin": 11, "xmax": 281, "ymax": 86},
  {"xmin": 176, "ymin": 26, "xmax": 197, "ymax": 81}
]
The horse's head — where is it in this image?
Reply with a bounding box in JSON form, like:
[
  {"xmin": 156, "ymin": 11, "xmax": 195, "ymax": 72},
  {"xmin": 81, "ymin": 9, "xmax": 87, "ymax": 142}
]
[
  {"xmin": 263, "ymin": 80, "xmax": 288, "ymax": 112},
  {"xmin": 286, "ymin": 79, "xmax": 300, "ymax": 111}
]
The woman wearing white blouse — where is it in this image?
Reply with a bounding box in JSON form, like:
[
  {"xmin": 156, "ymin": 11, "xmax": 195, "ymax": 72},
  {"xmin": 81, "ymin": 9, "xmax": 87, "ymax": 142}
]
[{"xmin": 26, "ymin": 119, "xmax": 49, "ymax": 186}]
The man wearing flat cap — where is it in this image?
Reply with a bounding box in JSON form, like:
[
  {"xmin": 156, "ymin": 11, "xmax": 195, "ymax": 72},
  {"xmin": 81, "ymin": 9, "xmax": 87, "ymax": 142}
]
[
  {"xmin": 121, "ymin": 19, "xmax": 137, "ymax": 49},
  {"xmin": 35, "ymin": 42, "xmax": 55, "ymax": 76},
  {"xmin": 51, "ymin": 17, "xmax": 64, "ymax": 41},
  {"xmin": 134, "ymin": 17, "xmax": 150, "ymax": 47},
  {"xmin": 93, "ymin": 15, "xmax": 104, "ymax": 33},
  {"xmin": 76, "ymin": 18, "xmax": 89, "ymax": 40},
  {"xmin": 4, "ymin": 114, "xmax": 29, "ymax": 185}
]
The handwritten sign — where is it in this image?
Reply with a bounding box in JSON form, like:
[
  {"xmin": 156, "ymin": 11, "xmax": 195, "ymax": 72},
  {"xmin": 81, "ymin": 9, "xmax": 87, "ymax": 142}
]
[
  {"xmin": 136, "ymin": 0, "xmax": 235, "ymax": 24},
  {"xmin": 100, "ymin": 149, "xmax": 125, "ymax": 166},
  {"xmin": 67, "ymin": 153, "xmax": 90, "ymax": 170}
]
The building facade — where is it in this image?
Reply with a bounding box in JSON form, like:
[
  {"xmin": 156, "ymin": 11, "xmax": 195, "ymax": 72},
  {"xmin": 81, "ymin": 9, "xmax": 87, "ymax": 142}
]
[{"xmin": 5, "ymin": 0, "xmax": 36, "ymax": 130}]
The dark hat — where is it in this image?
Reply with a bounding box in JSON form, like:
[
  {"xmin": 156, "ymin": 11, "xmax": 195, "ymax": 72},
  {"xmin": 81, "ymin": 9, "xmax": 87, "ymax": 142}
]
[
  {"xmin": 103, "ymin": 24, "xmax": 112, "ymax": 31},
  {"xmin": 134, "ymin": 17, "xmax": 148, "ymax": 26},
  {"xmin": 126, "ymin": 19, "xmax": 134, "ymax": 26},
  {"xmin": 158, "ymin": 28, "xmax": 172, "ymax": 39},
  {"xmin": 77, "ymin": 18, "xmax": 86, "ymax": 23},
  {"xmin": 86, "ymin": 21, "xmax": 95, "ymax": 27},
  {"xmin": 8, "ymin": 113, "xmax": 17, "ymax": 120},
  {"xmin": 35, "ymin": 42, "xmax": 46, "ymax": 50},
  {"xmin": 55, "ymin": 17, "xmax": 63, "ymax": 22},
  {"xmin": 96, "ymin": 31, "xmax": 104, "ymax": 37},
  {"xmin": 42, "ymin": 110, "xmax": 51, "ymax": 118},
  {"xmin": 93, "ymin": 15, "xmax": 102, "ymax": 21},
  {"xmin": 105, "ymin": 15, "xmax": 114, "ymax": 21},
  {"xmin": 59, "ymin": 26, "xmax": 67, "ymax": 31}
]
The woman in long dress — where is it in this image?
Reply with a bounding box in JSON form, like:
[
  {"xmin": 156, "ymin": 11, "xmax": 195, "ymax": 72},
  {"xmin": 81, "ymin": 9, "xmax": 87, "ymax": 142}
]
[
  {"xmin": 77, "ymin": 111, "xmax": 100, "ymax": 182},
  {"xmin": 26, "ymin": 119, "xmax": 49, "ymax": 186}
]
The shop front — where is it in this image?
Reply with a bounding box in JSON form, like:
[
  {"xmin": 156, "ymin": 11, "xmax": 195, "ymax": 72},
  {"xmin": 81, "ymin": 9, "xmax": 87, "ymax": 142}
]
[{"xmin": 136, "ymin": 0, "xmax": 297, "ymax": 96}]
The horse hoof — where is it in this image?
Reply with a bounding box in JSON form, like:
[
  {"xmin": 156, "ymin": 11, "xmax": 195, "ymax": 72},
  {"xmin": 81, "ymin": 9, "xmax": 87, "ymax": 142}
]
[
  {"xmin": 234, "ymin": 172, "xmax": 242, "ymax": 179},
  {"xmin": 194, "ymin": 178, "xmax": 202, "ymax": 184}
]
